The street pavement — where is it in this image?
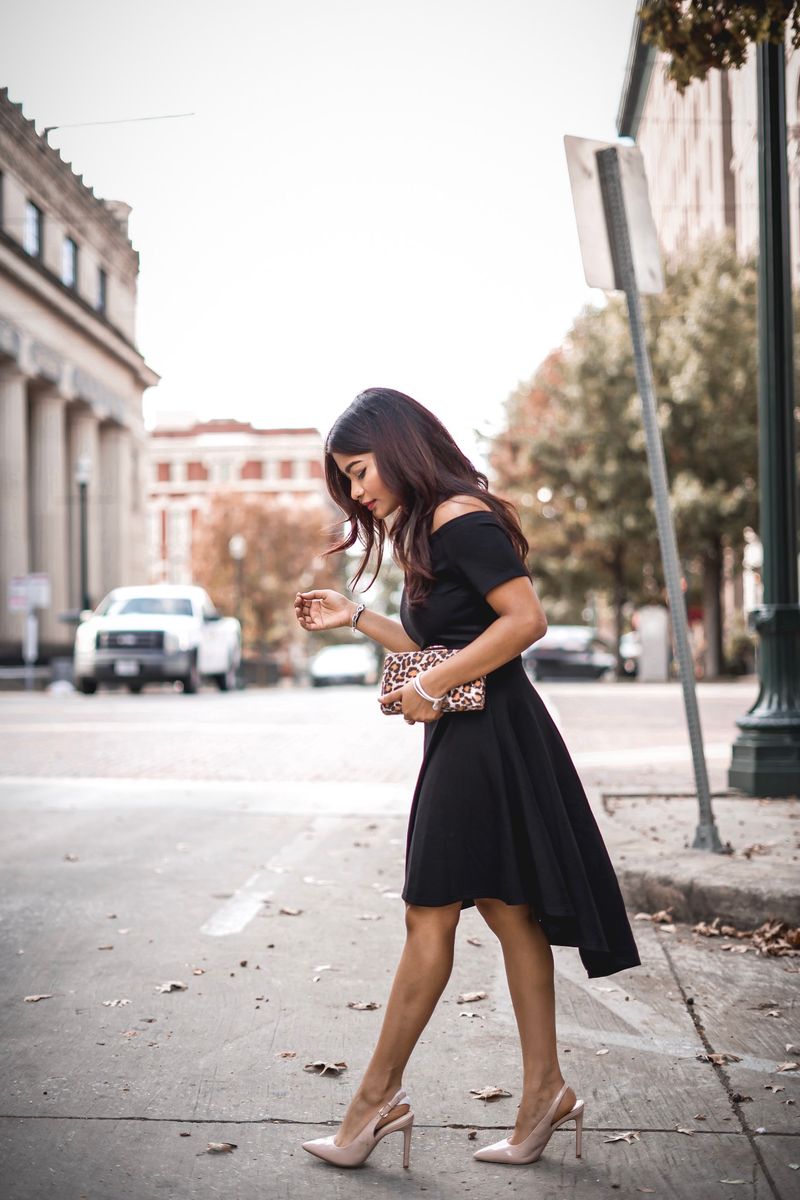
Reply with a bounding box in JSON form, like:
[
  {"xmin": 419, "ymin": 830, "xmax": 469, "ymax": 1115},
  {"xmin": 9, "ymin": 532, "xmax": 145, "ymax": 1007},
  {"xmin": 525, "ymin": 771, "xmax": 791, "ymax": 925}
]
[{"xmin": 0, "ymin": 678, "xmax": 797, "ymax": 1199}]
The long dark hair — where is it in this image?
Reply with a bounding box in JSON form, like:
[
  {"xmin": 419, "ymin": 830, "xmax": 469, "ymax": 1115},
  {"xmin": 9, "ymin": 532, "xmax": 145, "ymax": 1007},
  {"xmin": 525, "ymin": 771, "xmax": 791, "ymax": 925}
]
[{"xmin": 323, "ymin": 387, "xmax": 528, "ymax": 604}]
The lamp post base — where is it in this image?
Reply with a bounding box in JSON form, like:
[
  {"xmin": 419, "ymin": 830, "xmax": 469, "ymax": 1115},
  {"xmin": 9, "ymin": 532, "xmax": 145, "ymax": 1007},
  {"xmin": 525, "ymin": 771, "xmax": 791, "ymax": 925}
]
[{"xmin": 728, "ymin": 730, "xmax": 800, "ymax": 797}]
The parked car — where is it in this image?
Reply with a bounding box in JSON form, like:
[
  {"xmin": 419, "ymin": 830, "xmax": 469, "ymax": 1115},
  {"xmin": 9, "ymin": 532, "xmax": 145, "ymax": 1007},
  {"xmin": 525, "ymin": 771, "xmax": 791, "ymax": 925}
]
[
  {"xmin": 522, "ymin": 625, "xmax": 616, "ymax": 681},
  {"xmin": 619, "ymin": 631, "xmax": 641, "ymax": 678},
  {"xmin": 309, "ymin": 643, "xmax": 379, "ymax": 687},
  {"xmin": 73, "ymin": 585, "xmax": 241, "ymax": 694}
]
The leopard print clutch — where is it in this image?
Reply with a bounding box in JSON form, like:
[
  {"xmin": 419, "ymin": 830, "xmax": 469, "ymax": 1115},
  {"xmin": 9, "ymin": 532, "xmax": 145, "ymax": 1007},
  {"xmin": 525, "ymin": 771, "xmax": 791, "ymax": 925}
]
[{"xmin": 379, "ymin": 645, "xmax": 486, "ymax": 715}]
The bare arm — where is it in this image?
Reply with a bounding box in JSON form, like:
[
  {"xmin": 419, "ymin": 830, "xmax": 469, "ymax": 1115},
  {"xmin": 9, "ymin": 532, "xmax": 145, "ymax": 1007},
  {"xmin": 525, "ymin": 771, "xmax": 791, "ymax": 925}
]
[{"xmin": 294, "ymin": 589, "xmax": 419, "ymax": 653}]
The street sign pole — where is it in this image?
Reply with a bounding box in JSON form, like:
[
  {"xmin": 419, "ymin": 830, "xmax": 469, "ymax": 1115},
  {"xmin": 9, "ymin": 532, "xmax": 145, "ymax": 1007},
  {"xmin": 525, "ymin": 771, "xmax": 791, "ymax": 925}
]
[{"xmin": 592, "ymin": 145, "xmax": 722, "ymax": 851}]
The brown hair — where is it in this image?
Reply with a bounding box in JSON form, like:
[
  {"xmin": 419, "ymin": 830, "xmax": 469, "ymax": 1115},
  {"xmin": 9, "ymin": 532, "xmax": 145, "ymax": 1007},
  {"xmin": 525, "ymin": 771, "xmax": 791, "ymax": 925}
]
[{"xmin": 323, "ymin": 387, "xmax": 528, "ymax": 604}]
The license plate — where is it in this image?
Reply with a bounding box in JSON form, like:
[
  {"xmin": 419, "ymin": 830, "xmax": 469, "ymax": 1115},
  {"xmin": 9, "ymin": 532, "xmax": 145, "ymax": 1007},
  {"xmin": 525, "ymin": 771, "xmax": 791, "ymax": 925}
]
[{"xmin": 114, "ymin": 659, "xmax": 140, "ymax": 676}]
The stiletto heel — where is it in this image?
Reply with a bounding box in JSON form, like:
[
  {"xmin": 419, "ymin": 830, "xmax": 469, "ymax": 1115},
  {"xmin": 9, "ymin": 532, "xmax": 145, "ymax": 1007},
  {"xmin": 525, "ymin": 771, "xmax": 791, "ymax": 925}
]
[
  {"xmin": 473, "ymin": 1082, "xmax": 585, "ymax": 1165},
  {"xmin": 302, "ymin": 1088, "xmax": 413, "ymax": 1168},
  {"xmin": 402, "ymin": 1119, "xmax": 413, "ymax": 1168}
]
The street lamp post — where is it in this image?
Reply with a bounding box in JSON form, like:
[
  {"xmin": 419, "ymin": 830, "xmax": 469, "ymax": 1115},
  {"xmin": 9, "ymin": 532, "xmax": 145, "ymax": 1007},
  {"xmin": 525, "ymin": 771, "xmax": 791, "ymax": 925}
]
[
  {"xmin": 728, "ymin": 40, "xmax": 800, "ymax": 797},
  {"xmin": 74, "ymin": 455, "xmax": 91, "ymax": 613},
  {"xmin": 228, "ymin": 535, "xmax": 247, "ymax": 682}
]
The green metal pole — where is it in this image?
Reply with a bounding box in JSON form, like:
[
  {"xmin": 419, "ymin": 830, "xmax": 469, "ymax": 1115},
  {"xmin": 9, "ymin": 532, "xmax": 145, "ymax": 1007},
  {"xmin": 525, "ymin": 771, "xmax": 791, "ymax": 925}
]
[{"xmin": 728, "ymin": 39, "xmax": 800, "ymax": 797}]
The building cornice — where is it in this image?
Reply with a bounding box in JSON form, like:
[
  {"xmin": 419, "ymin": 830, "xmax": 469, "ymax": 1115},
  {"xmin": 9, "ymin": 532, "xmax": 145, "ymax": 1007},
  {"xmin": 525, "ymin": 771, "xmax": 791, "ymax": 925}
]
[
  {"xmin": 616, "ymin": 14, "xmax": 657, "ymax": 138},
  {"xmin": 0, "ymin": 88, "xmax": 138, "ymax": 272}
]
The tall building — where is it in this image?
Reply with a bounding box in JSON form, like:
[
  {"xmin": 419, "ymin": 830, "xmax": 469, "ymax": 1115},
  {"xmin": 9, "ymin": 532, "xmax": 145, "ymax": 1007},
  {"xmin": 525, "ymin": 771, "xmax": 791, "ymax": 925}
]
[
  {"xmin": 0, "ymin": 89, "xmax": 158, "ymax": 658},
  {"xmin": 147, "ymin": 416, "xmax": 329, "ymax": 583},
  {"xmin": 617, "ymin": 14, "xmax": 800, "ymax": 283}
]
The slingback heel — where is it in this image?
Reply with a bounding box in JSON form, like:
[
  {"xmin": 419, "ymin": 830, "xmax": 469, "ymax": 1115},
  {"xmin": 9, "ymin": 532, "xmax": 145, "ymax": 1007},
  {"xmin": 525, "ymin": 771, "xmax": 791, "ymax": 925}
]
[
  {"xmin": 473, "ymin": 1081, "xmax": 585, "ymax": 1165},
  {"xmin": 302, "ymin": 1088, "xmax": 413, "ymax": 1168}
]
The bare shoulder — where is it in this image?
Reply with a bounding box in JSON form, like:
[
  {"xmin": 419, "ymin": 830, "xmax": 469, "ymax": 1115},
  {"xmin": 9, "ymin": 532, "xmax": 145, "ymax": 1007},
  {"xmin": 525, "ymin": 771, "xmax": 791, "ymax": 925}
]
[{"xmin": 431, "ymin": 494, "xmax": 492, "ymax": 533}]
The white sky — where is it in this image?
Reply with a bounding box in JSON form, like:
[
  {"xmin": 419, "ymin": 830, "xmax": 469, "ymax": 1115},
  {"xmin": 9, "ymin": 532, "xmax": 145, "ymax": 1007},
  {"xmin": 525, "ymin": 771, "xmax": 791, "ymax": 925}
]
[{"xmin": 2, "ymin": 0, "xmax": 635, "ymax": 466}]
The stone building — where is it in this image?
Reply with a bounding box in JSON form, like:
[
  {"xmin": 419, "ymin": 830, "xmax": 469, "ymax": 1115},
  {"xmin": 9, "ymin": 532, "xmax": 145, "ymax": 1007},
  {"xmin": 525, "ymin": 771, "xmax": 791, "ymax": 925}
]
[
  {"xmin": 617, "ymin": 13, "xmax": 800, "ymax": 283},
  {"xmin": 0, "ymin": 89, "xmax": 158, "ymax": 658},
  {"xmin": 147, "ymin": 416, "xmax": 328, "ymax": 583}
]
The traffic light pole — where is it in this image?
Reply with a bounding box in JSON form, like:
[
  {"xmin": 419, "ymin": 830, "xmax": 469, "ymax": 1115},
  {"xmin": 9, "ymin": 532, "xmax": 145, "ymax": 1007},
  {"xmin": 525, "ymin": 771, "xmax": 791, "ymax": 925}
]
[{"xmin": 728, "ymin": 40, "xmax": 800, "ymax": 797}]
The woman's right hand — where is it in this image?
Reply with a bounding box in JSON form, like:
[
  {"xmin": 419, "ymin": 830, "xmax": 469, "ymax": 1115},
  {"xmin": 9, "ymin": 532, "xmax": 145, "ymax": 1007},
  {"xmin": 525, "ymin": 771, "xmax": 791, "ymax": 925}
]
[{"xmin": 294, "ymin": 589, "xmax": 354, "ymax": 633}]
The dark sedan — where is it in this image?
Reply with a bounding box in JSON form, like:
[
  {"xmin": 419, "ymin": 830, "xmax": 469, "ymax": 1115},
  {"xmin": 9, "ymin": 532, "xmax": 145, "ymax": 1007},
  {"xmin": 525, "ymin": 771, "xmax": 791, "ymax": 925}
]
[{"xmin": 522, "ymin": 625, "xmax": 616, "ymax": 681}]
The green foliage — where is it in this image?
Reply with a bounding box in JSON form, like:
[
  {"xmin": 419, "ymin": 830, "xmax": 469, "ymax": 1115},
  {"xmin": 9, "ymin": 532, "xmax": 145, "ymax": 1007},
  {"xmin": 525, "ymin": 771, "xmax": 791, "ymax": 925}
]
[
  {"xmin": 638, "ymin": 0, "xmax": 800, "ymax": 91},
  {"xmin": 489, "ymin": 234, "xmax": 760, "ymax": 640}
]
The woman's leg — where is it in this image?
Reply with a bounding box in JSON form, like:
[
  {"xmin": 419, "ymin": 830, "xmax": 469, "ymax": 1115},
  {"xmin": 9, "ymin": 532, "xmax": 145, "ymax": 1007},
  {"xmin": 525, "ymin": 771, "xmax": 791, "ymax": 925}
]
[
  {"xmin": 333, "ymin": 900, "xmax": 462, "ymax": 1145},
  {"xmin": 474, "ymin": 898, "xmax": 576, "ymax": 1143}
]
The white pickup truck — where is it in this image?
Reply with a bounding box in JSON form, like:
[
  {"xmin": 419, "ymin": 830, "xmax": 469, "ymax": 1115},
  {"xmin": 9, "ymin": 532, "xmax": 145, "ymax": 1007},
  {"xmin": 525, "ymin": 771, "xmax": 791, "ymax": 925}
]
[{"xmin": 73, "ymin": 585, "xmax": 241, "ymax": 694}]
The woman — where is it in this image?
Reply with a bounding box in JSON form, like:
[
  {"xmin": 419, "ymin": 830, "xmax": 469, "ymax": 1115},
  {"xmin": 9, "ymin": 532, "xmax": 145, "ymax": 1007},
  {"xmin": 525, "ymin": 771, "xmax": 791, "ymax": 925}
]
[{"xmin": 294, "ymin": 387, "xmax": 640, "ymax": 1170}]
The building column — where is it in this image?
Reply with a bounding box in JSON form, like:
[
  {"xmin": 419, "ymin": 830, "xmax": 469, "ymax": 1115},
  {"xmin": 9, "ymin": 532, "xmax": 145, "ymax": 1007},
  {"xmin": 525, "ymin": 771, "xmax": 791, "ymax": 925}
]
[
  {"xmin": 0, "ymin": 367, "xmax": 30, "ymax": 650},
  {"xmin": 29, "ymin": 390, "xmax": 69, "ymax": 646},
  {"xmin": 98, "ymin": 423, "xmax": 132, "ymax": 595},
  {"xmin": 67, "ymin": 407, "xmax": 101, "ymax": 609}
]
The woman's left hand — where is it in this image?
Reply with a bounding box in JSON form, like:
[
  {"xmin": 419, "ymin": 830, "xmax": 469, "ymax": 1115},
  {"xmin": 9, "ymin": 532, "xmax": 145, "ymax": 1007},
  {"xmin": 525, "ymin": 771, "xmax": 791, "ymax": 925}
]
[{"xmin": 378, "ymin": 680, "xmax": 443, "ymax": 724}]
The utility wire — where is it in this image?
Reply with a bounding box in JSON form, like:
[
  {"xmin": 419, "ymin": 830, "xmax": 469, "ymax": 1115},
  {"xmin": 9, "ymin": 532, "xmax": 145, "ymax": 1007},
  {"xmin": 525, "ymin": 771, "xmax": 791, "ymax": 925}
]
[{"xmin": 43, "ymin": 113, "xmax": 195, "ymax": 138}]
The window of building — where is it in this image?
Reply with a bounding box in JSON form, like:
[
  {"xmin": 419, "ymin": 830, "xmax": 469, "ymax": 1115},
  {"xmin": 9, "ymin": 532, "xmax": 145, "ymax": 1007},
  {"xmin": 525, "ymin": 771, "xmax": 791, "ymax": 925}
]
[
  {"xmin": 24, "ymin": 200, "xmax": 43, "ymax": 257},
  {"xmin": 187, "ymin": 461, "xmax": 208, "ymax": 482},
  {"xmin": 96, "ymin": 267, "xmax": 108, "ymax": 314},
  {"xmin": 157, "ymin": 462, "xmax": 172, "ymax": 483},
  {"xmin": 280, "ymin": 460, "xmax": 293, "ymax": 479},
  {"xmin": 309, "ymin": 459, "xmax": 323, "ymax": 479},
  {"xmin": 62, "ymin": 237, "xmax": 78, "ymax": 288},
  {"xmin": 241, "ymin": 460, "xmax": 263, "ymax": 480}
]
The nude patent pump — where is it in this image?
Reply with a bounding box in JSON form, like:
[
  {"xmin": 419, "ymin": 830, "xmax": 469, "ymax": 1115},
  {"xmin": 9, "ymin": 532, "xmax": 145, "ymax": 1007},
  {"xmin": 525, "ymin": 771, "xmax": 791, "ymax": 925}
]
[
  {"xmin": 473, "ymin": 1081, "xmax": 584, "ymax": 1164},
  {"xmin": 302, "ymin": 1087, "xmax": 413, "ymax": 1168}
]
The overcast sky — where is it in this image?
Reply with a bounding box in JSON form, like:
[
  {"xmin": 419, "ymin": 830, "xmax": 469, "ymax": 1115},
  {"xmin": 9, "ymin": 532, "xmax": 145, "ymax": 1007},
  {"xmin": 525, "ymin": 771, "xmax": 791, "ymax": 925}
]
[{"xmin": 3, "ymin": 0, "xmax": 636, "ymax": 466}]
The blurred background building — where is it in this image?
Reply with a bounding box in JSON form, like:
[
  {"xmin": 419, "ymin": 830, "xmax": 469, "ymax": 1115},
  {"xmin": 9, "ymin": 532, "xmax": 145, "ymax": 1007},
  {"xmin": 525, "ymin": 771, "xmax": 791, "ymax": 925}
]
[
  {"xmin": 0, "ymin": 88, "xmax": 158, "ymax": 660},
  {"xmin": 147, "ymin": 416, "xmax": 328, "ymax": 583}
]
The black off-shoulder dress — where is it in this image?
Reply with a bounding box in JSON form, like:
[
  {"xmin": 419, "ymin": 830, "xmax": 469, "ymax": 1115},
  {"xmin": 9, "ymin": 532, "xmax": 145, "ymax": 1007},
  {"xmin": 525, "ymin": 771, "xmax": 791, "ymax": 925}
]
[{"xmin": 398, "ymin": 510, "xmax": 641, "ymax": 979}]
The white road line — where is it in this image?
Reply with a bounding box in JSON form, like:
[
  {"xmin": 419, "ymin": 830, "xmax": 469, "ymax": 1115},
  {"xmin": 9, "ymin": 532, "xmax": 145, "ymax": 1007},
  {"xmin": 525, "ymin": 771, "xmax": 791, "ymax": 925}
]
[{"xmin": 200, "ymin": 815, "xmax": 341, "ymax": 936}]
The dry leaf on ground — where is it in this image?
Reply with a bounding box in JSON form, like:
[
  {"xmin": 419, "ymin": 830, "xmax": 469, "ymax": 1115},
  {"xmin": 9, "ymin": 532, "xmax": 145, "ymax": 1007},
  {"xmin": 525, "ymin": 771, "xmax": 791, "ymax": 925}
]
[
  {"xmin": 460, "ymin": 1011, "xmax": 484, "ymax": 1019},
  {"xmin": 776, "ymin": 1061, "xmax": 799, "ymax": 1072},
  {"xmin": 23, "ymin": 994, "xmax": 53, "ymax": 1003},
  {"xmin": 457, "ymin": 990, "xmax": 487, "ymax": 1004},
  {"xmin": 347, "ymin": 1001, "xmax": 380, "ymax": 1011},
  {"xmin": 102, "ymin": 999, "xmax": 130, "ymax": 1007},
  {"xmin": 275, "ymin": 1050, "xmax": 296, "ymax": 1059},
  {"xmin": 675, "ymin": 1126, "xmax": 694, "ymax": 1136},
  {"xmin": 696, "ymin": 1051, "xmax": 741, "ymax": 1065},
  {"xmin": 470, "ymin": 1086, "xmax": 512, "ymax": 1101},
  {"xmin": 205, "ymin": 1142, "xmax": 237, "ymax": 1154},
  {"xmin": 764, "ymin": 1084, "xmax": 784, "ymax": 1093},
  {"xmin": 304, "ymin": 1060, "xmax": 347, "ymax": 1075},
  {"xmin": 786, "ymin": 1043, "xmax": 800, "ymax": 1055},
  {"xmin": 192, "ymin": 968, "xmax": 205, "ymax": 975},
  {"xmin": 279, "ymin": 906, "xmax": 303, "ymax": 916},
  {"xmin": 63, "ymin": 853, "xmax": 79, "ymax": 862},
  {"xmin": 596, "ymin": 1048, "xmax": 610, "ymax": 1056},
  {"xmin": 604, "ymin": 1131, "xmax": 640, "ymax": 1144},
  {"xmin": 155, "ymin": 980, "xmax": 188, "ymax": 993},
  {"xmin": 634, "ymin": 908, "xmax": 673, "ymax": 924}
]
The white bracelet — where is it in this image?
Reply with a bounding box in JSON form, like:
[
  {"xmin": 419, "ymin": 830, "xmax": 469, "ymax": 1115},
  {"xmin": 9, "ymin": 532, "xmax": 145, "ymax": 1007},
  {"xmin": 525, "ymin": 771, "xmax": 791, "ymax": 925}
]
[
  {"xmin": 351, "ymin": 603, "xmax": 366, "ymax": 634},
  {"xmin": 412, "ymin": 672, "xmax": 447, "ymax": 710}
]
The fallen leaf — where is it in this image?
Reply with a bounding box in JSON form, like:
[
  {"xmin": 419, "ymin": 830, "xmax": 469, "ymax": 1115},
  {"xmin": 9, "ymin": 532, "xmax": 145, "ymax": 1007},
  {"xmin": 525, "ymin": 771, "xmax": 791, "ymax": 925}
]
[
  {"xmin": 457, "ymin": 991, "xmax": 487, "ymax": 1004},
  {"xmin": 205, "ymin": 1142, "xmax": 237, "ymax": 1154},
  {"xmin": 314, "ymin": 964, "xmax": 332, "ymax": 973},
  {"xmin": 764, "ymin": 1085, "xmax": 784, "ymax": 1093},
  {"xmin": 347, "ymin": 1001, "xmax": 380, "ymax": 1011},
  {"xmin": 591, "ymin": 986, "xmax": 619, "ymax": 992},
  {"xmin": 155, "ymin": 980, "xmax": 188, "ymax": 993},
  {"xmin": 596, "ymin": 1048, "xmax": 610, "ymax": 1056},
  {"xmin": 179, "ymin": 1131, "xmax": 191, "ymax": 1137},
  {"xmin": 192, "ymin": 968, "xmax": 205, "ymax": 976},
  {"xmin": 275, "ymin": 1050, "xmax": 296, "ymax": 1059},
  {"xmin": 658, "ymin": 923, "xmax": 676, "ymax": 933},
  {"xmin": 304, "ymin": 1060, "xmax": 347, "ymax": 1076},
  {"xmin": 696, "ymin": 1051, "xmax": 741, "ymax": 1065},
  {"xmin": 719, "ymin": 1181, "xmax": 746, "ymax": 1186},
  {"xmin": 786, "ymin": 1043, "xmax": 800, "ymax": 1055},
  {"xmin": 23, "ymin": 994, "xmax": 53, "ymax": 1003},
  {"xmin": 694, "ymin": 1113, "xmax": 706, "ymax": 1120},
  {"xmin": 741, "ymin": 842, "xmax": 772, "ymax": 858},
  {"xmin": 279, "ymin": 906, "xmax": 303, "ymax": 916},
  {"xmin": 467, "ymin": 1130, "xmax": 478, "ymax": 1140},
  {"xmin": 636, "ymin": 1190, "xmax": 656, "ymax": 1195},
  {"xmin": 102, "ymin": 999, "xmax": 131, "ymax": 1007},
  {"xmin": 765, "ymin": 1010, "xmax": 782, "ymax": 1018},
  {"xmin": 63, "ymin": 853, "xmax": 79, "ymax": 862},
  {"xmin": 675, "ymin": 1125, "xmax": 693, "ymax": 1135},
  {"xmin": 776, "ymin": 1061, "xmax": 799, "ymax": 1072},
  {"xmin": 731, "ymin": 1093, "xmax": 752, "ymax": 1103},
  {"xmin": 470, "ymin": 1086, "xmax": 512, "ymax": 1101},
  {"xmin": 97, "ymin": 945, "xmax": 114, "ymax": 951},
  {"xmin": 460, "ymin": 1011, "xmax": 484, "ymax": 1019},
  {"xmin": 121, "ymin": 1029, "xmax": 139, "ymax": 1038},
  {"xmin": 789, "ymin": 1162, "xmax": 799, "ymax": 1169},
  {"xmin": 604, "ymin": 1130, "xmax": 640, "ymax": 1144}
]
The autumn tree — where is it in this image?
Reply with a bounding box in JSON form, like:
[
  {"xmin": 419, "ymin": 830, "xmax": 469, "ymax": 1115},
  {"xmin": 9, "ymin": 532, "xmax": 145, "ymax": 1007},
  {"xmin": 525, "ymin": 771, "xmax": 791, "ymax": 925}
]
[{"xmin": 192, "ymin": 495, "xmax": 342, "ymax": 654}]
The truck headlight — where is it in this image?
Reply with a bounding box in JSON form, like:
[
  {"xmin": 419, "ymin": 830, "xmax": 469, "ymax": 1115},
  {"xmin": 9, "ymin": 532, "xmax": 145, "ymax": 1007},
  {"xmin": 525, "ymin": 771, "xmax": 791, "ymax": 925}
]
[
  {"xmin": 164, "ymin": 632, "xmax": 179, "ymax": 655},
  {"xmin": 75, "ymin": 623, "xmax": 95, "ymax": 651}
]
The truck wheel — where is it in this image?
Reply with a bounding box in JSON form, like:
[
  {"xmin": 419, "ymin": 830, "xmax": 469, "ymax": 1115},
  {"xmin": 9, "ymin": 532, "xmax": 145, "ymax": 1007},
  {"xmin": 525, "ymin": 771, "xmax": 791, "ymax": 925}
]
[
  {"xmin": 215, "ymin": 662, "xmax": 237, "ymax": 691},
  {"xmin": 182, "ymin": 654, "xmax": 200, "ymax": 694},
  {"xmin": 77, "ymin": 678, "xmax": 98, "ymax": 695}
]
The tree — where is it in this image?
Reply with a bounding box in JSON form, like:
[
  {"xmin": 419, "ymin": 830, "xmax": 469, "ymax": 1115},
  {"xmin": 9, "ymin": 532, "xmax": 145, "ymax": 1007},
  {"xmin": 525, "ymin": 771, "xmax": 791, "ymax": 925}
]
[
  {"xmin": 489, "ymin": 235, "xmax": 762, "ymax": 677},
  {"xmin": 192, "ymin": 495, "xmax": 341, "ymax": 655},
  {"xmin": 639, "ymin": 1, "xmax": 800, "ymax": 91}
]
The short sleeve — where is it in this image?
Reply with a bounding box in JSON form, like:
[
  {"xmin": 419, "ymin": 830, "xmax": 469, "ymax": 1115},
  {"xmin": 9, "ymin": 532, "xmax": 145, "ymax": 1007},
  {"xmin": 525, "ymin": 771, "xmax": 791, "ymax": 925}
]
[{"xmin": 437, "ymin": 512, "xmax": 530, "ymax": 598}]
